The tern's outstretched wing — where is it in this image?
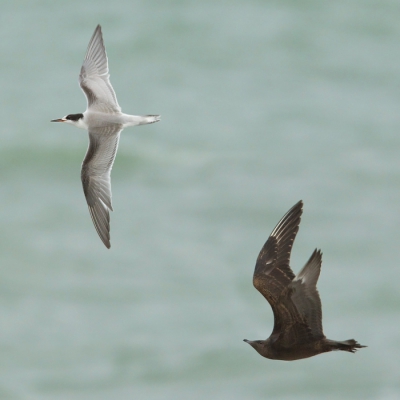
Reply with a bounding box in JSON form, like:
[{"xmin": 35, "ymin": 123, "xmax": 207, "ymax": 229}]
[
  {"xmin": 81, "ymin": 125, "xmax": 122, "ymax": 248},
  {"xmin": 79, "ymin": 25, "xmax": 121, "ymax": 113}
]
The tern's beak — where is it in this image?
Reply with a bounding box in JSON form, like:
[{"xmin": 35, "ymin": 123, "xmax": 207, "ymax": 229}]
[{"xmin": 51, "ymin": 118, "xmax": 66, "ymax": 122}]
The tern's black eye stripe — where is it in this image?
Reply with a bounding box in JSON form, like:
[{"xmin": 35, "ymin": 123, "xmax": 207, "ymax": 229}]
[{"xmin": 66, "ymin": 113, "xmax": 84, "ymax": 121}]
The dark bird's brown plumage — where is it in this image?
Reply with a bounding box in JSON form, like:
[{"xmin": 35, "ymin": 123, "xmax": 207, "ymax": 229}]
[{"xmin": 244, "ymin": 200, "xmax": 366, "ymax": 361}]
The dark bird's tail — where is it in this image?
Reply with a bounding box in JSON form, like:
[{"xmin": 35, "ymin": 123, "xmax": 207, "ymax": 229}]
[{"xmin": 329, "ymin": 339, "xmax": 367, "ymax": 353}]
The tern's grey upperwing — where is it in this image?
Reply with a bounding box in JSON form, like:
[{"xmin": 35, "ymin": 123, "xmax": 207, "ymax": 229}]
[{"xmin": 79, "ymin": 24, "xmax": 121, "ymax": 113}]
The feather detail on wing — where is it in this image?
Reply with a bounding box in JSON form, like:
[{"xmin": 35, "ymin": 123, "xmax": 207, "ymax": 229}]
[
  {"xmin": 253, "ymin": 201, "xmax": 303, "ymax": 304},
  {"xmin": 290, "ymin": 249, "xmax": 324, "ymax": 339},
  {"xmin": 79, "ymin": 25, "xmax": 121, "ymax": 113},
  {"xmin": 81, "ymin": 126, "xmax": 122, "ymax": 248}
]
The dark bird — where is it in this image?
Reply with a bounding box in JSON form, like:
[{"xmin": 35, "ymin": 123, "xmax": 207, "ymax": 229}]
[
  {"xmin": 244, "ymin": 200, "xmax": 366, "ymax": 361},
  {"xmin": 51, "ymin": 25, "xmax": 160, "ymax": 248}
]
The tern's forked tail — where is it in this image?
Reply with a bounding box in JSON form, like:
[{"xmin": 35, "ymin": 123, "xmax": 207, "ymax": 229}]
[
  {"xmin": 138, "ymin": 115, "xmax": 161, "ymax": 125},
  {"xmin": 122, "ymin": 114, "xmax": 161, "ymax": 127}
]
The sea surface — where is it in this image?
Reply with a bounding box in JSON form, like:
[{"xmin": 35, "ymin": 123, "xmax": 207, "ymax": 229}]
[{"xmin": 0, "ymin": 1, "xmax": 399, "ymax": 399}]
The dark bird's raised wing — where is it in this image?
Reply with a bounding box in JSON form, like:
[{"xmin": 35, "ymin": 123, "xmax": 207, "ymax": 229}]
[
  {"xmin": 79, "ymin": 24, "xmax": 121, "ymax": 113},
  {"xmin": 81, "ymin": 125, "xmax": 122, "ymax": 248},
  {"xmin": 253, "ymin": 201, "xmax": 303, "ymax": 303},
  {"xmin": 289, "ymin": 249, "xmax": 324, "ymax": 339},
  {"xmin": 253, "ymin": 200, "xmax": 303, "ymax": 336}
]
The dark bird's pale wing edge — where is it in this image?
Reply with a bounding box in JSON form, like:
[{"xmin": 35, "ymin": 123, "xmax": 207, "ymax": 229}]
[
  {"xmin": 253, "ymin": 236, "xmax": 278, "ymax": 304},
  {"xmin": 269, "ymin": 200, "xmax": 303, "ymax": 279}
]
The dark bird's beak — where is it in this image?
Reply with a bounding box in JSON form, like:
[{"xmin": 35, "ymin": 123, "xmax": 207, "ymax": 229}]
[
  {"xmin": 243, "ymin": 339, "xmax": 249, "ymax": 343},
  {"xmin": 51, "ymin": 118, "xmax": 66, "ymax": 122}
]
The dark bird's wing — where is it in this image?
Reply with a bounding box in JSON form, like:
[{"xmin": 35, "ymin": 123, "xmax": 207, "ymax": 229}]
[
  {"xmin": 273, "ymin": 249, "xmax": 324, "ymax": 348},
  {"xmin": 253, "ymin": 201, "xmax": 303, "ymax": 334},
  {"xmin": 289, "ymin": 249, "xmax": 324, "ymax": 339},
  {"xmin": 253, "ymin": 200, "xmax": 303, "ymax": 303},
  {"xmin": 81, "ymin": 125, "xmax": 122, "ymax": 248},
  {"xmin": 79, "ymin": 25, "xmax": 121, "ymax": 113}
]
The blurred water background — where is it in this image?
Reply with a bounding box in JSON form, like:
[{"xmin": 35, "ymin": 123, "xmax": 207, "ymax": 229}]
[{"xmin": 0, "ymin": 0, "xmax": 399, "ymax": 399}]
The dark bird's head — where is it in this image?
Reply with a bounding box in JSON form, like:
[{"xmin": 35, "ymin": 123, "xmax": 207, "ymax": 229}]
[
  {"xmin": 244, "ymin": 339, "xmax": 264, "ymax": 351},
  {"xmin": 51, "ymin": 113, "xmax": 85, "ymax": 128},
  {"xmin": 244, "ymin": 339, "xmax": 274, "ymax": 359}
]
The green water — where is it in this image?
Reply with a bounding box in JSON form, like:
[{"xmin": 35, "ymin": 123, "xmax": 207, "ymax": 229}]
[{"xmin": 0, "ymin": 0, "xmax": 399, "ymax": 399}]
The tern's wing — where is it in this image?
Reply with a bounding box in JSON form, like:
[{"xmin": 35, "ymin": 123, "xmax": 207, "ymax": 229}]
[
  {"xmin": 81, "ymin": 125, "xmax": 122, "ymax": 248},
  {"xmin": 79, "ymin": 25, "xmax": 121, "ymax": 114}
]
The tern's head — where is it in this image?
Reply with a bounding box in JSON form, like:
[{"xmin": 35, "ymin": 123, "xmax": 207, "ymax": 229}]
[{"xmin": 51, "ymin": 113, "xmax": 85, "ymax": 128}]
